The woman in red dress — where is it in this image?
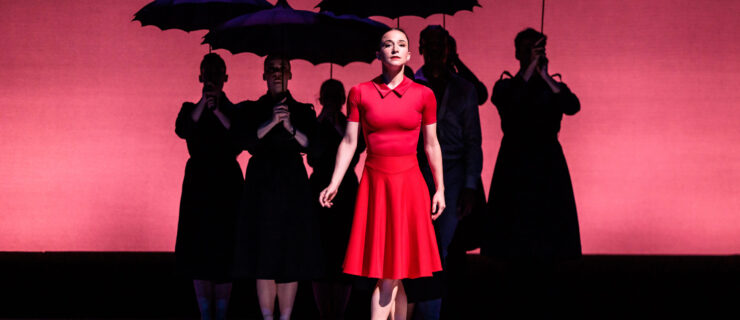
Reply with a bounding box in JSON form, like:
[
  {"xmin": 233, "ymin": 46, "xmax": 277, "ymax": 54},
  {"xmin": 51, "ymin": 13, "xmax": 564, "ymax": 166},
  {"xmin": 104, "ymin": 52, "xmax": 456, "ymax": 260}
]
[{"xmin": 319, "ymin": 28, "xmax": 446, "ymax": 320}]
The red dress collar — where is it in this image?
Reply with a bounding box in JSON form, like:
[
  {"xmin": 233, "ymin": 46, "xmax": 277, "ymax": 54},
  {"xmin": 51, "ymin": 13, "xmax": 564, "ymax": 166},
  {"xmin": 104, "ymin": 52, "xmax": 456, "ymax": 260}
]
[{"xmin": 371, "ymin": 75, "xmax": 413, "ymax": 98}]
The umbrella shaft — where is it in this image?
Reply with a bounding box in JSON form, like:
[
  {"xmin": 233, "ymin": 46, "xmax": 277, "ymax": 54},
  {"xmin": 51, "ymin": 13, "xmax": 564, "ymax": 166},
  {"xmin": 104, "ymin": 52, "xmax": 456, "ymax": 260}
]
[{"xmin": 541, "ymin": 0, "xmax": 545, "ymax": 33}]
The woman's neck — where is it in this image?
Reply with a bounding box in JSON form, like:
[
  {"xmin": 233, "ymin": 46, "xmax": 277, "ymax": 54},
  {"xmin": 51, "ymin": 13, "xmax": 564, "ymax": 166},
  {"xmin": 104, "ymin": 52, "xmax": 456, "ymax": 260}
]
[
  {"xmin": 319, "ymin": 107, "xmax": 342, "ymax": 120},
  {"xmin": 381, "ymin": 65, "xmax": 405, "ymax": 90}
]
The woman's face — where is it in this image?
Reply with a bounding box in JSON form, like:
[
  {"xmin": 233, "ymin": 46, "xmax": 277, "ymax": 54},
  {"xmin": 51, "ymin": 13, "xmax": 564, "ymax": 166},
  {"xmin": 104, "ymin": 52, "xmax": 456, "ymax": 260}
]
[
  {"xmin": 199, "ymin": 66, "xmax": 227, "ymax": 92},
  {"xmin": 320, "ymin": 92, "xmax": 344, "ymax": 112},
  {"xmin": 263, "ymin": 57, "xmax": 292, "ymax": 94},
  {"xmin": 516, "ymin": 37, "xmax": 546, "ymax": 64},
  {"xmin": 377, "ymin": 30, "xmax": 410, "ymax": 68}
]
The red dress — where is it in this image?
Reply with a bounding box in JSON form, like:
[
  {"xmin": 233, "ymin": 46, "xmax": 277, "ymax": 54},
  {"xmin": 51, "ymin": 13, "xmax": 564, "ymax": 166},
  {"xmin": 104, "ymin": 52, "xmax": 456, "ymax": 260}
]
[{"xmin": 343, "ymin": 76, "xmax": 443, "ymax": 279}]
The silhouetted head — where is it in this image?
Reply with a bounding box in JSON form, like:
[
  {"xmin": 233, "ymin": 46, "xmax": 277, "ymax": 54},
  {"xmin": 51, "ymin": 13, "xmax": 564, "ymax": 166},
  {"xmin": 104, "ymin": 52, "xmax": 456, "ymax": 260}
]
[
  {"xmin": 199, "ymin": 53, "xmax": 228, "ymax": 91},
  {"xmin": 447, "ymin": 34, "xmax": 457, "ymax": 56},
  {"xmin": 263, "ymin": 55, "xmax": 292, "ymax": 95},
  {"xmin": 515, "ymin": 28, "xmax": 547, "ymax": 64},
  {"xmin": 377, "ymin": 28, "xmax": 411, "ymax": 71},
  {"xmin": 445, "ymin": 35, "xmax": 460, "ymax": 71},
  {"xmin": 319, "ymin": 79, "xmax": 346, "ymax": 114},
  {"xmin": 419, "ymin": 25, "xmax": 450, "ymax": 68}
]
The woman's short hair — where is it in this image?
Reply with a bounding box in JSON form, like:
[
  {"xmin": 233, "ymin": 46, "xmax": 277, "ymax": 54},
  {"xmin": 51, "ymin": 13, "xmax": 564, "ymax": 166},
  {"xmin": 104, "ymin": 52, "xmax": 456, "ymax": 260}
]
[
  {"xmin": 515, "ymin": 28, "xmax": 546, "ymax": 51},
  {"xmin": 320, "ymin": 79, "xmax": 346, "ymax": 102},
  {"xmin": 200, "ymin": 53, "xmax": 226, "ymax": 71}
]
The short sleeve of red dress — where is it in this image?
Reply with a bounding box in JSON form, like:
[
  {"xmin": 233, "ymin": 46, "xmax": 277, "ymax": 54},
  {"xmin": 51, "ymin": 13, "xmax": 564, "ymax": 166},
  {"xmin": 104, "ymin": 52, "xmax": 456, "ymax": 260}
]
[
  {"xmin": 421, "ymin": 86, "xmax": 437, "ymax": 125},
  {"xmin": 347, "ymin": 86, "xmax": 361, "ymax": 123}
]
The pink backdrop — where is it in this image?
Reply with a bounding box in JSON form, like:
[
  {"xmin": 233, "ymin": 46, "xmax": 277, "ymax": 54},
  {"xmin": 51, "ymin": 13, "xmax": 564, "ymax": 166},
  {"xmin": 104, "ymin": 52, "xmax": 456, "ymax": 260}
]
[{"xmin": 1, "ymin": 0, "xmax": 739, "ymax": 253}]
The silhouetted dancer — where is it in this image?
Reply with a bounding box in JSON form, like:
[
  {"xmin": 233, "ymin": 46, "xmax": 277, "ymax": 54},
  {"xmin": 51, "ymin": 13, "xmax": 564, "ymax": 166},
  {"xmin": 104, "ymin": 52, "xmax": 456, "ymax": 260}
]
[
  {"xmin": 308, "ymin": 79, "xmax": 366, "ymax": 320},
  {"xmin": 482, "ymin": 28, "xmax": 582, "ymax": 317},
  {"xmin": 447, "ymin": 35, "xmax": 489, "ymax": 106},
  {"xmin": 233, "ymin": 56, "xmax": 322, "ymax": 320},
  {"xmin": 174, "ymin": 53, "xmax": 242, "ymax": 320},
  {"xmin": 403, "ymin": 25, "xmax": 483, "ymax": 320},
  {"xmin": 319, "ymin": 28, "xmax": 445, "ymax": 320}
]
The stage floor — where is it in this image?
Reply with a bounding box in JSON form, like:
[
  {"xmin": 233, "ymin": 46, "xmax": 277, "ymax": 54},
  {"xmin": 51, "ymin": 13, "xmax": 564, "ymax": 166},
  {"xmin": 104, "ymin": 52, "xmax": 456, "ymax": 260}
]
[{"xmin": 1, "ymin": 253, "xmax": 737, "ymax": 319}]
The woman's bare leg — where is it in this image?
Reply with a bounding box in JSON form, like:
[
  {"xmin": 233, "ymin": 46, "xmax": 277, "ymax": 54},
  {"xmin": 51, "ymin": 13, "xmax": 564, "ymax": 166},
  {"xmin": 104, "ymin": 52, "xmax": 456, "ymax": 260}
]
[
  {"xmin": 276, "ymin": 281, "xmax": 298, "ymax": 320},
  {"xmin": 194, "ymin": 280, "xmax": 214, "ymax": 320},
  {"xmin": 406, "ymin": 302, "xmax": 415, "ymax": 320},
  {"xmin": 313, "ymin": 280, "xmax": 352, "ymax": 320},
  {"xmin": 213, "ymin": 282, "xmax": 232, "ymax": 320},
  {"xmin": 371, "ymin": 279, "xmax": 398, "ymax": 320},
  {"xmin": 333, "ymin": 282, "xmax": 352, "ymax": 320},
  {"xmin": 313, "ymin": 281, "xmax": 333, "ymax": 320},
  {"xmin": 257, "ymin": 279, "xmax": 277, "ymax": 320},
  {"xmin": 392, "ymin": 281, "xmax": 407, "ymax": 320}
]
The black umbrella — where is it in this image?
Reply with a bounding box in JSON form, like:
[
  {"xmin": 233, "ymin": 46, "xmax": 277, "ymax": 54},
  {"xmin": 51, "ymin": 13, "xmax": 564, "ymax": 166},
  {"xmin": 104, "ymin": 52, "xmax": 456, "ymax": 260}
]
[
  {"xmin": 203, "ymin": 0, "xmax": 390, "ymax": 70},
  {"xmin": 315, "ymin": 0, "xmax": 481, "ymax": 27},
  {"xmin": 133, "ymin": 0, "xmax": 272, "ymax": 32}
]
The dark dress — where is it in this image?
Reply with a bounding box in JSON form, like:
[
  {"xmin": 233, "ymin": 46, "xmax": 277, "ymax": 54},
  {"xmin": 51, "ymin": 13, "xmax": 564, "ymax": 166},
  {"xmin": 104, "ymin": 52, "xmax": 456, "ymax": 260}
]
[
  {"xmin": 307, "ymin": 115, "xmax": 365, "ymax": 281},
  {"xmin": 482, "ymin": 74, "xmax": 582, "ymax": 260},
  {"xmin": 174, "ymin": 94, "xmax": 243, "ymax": 281},
  {"xmin": 233, "ymin": 91, "xmax": 323, "ymax": 282}
]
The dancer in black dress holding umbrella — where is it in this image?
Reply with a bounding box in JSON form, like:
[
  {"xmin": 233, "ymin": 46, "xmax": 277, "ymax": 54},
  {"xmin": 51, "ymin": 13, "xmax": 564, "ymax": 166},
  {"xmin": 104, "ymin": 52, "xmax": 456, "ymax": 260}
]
[
  {"xmin": 483, "ymin": 28, "xmax": 581, "ymax": 316},
  {"xmin": 484, "ymin": 27, "xmax": 581, "ymax": 261},
  {"xmin": 233, "ymin": 56, "xmax": 323, "ymax": 320},
  {"xmin": 174, "ymin": 53, "xmax": 242, "ymax": 320}
]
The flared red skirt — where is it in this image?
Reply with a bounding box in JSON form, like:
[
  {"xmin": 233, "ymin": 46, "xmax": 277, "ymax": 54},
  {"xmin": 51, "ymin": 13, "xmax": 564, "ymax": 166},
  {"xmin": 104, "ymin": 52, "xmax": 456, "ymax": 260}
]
[{"xmin": 343, "ymin": 154, "xmax": 442, "ymax": 279}]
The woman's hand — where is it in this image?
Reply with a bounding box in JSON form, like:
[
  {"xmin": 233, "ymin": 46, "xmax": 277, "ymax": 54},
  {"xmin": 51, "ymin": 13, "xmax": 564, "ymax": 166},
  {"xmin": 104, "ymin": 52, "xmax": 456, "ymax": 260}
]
[
  {"xmin": 422, "ymin": 123, "xmax": 445, "ymax": 221},
  {"xmin": 320, "ymin": 121, "xmax": 360, "ymax": 208},
  {"xmin": 536, "ymin": 53, "xmax": 550, "ymax": 80},
  {"xmin": 202, "ymin": 83, "xmax": 220, "ymax": 110},
  {"xmin": 280, "ymin": 107, "xmax": 293, "ymax": 132},
  {"xmin": 431, "ymin": 190, "xmax": 446, "ymax": 220},
  {"xmin": 523, "ymin": 38, "xmax": 545, "ymax": 82},
  {"xmin": 319, "ymin": 184, "xmax": 339, "ymax": 208},
  {"xmin": 271, "ymin": 98, "xmax": 289, "ymax": 125}
]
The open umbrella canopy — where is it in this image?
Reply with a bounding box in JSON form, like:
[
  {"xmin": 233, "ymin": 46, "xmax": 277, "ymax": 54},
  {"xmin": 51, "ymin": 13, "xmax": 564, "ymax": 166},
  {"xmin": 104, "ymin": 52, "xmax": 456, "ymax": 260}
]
[
  {"xmin": 315, "ymin": 0, "xmax": 480, "ymax": 20},
  {"xmin": 133, "ymin": 0, "xmax": 272, "ymax": 32},
  {"xmin": 203, "ymin": 0, "xmax": 390, "ymax": 66}
]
